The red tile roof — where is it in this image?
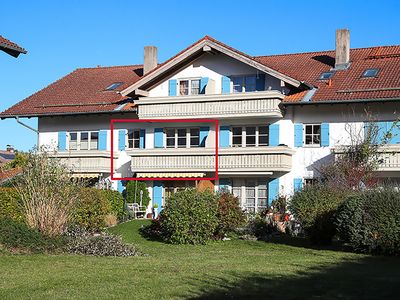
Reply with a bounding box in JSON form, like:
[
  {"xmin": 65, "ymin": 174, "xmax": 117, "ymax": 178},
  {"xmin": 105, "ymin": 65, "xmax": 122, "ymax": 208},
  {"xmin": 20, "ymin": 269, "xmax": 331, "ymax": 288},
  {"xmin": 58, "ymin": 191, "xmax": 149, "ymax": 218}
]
[
  {"xmin": 0, "ymin": 36, "xmax": 27, "ymax": 57},
  {"xmin": 0, "ymin": 167, "xmax": 22, "ymax": 183},
  {"xmin": 1, "ymin": 37, "xmax": 400, "ymax": 118},
  {"xmin": 1, "ymin": 65, "xmax": 142, "ymax": 117},
  {"xmin": 255, "ymin": 46, "xmax": 400, "ymax": 102}
]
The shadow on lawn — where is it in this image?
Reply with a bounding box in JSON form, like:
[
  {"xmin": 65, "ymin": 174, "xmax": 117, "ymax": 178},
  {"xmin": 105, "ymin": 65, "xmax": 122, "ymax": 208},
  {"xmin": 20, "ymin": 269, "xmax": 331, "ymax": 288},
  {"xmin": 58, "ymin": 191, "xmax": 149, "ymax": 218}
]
[{"xmin": 186, "ymin": 256, "xmax": 400, "ymax": 300}]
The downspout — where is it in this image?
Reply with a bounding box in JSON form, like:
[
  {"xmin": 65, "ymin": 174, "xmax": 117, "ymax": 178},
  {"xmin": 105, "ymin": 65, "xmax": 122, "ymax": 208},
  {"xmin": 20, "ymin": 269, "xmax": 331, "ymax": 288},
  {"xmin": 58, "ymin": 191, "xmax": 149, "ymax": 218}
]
[
  {"xmin": 16, "ymin": 117, "xmax": 39, "ymax": 133},
  {"xmin": 15, "ymin": 116, "xmax": 39, "ymax": 148}
]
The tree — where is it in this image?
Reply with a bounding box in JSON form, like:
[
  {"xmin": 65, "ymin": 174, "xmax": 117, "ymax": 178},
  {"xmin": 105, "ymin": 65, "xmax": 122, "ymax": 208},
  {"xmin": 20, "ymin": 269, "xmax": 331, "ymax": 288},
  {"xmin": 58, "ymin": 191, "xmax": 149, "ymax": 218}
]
[{"xmin": 125, "ymin": 181, "xmax": 150, "ymax": 208}]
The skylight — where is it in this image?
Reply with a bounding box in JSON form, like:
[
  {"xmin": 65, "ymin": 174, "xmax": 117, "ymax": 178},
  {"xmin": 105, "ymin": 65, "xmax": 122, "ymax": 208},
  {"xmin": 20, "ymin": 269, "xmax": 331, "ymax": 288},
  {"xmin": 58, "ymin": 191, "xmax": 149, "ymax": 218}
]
[
  {"xmin": 362, "ymin": 69, "xmax": 379, "ymax": 78},
  {"xmin": 105, "ymin": 82, "xmax": 123, "ymax": 91},
  {"xmin": 319, "ymin": 72, "xmax": 334, "ymax": 80}
]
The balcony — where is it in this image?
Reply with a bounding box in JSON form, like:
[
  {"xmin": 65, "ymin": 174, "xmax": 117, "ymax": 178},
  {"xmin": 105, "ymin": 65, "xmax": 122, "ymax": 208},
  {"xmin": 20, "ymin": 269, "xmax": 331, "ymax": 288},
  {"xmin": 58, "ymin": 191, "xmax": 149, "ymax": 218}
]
[
  {"xmin": 128, "ymin": 146, "xmax": 294, "ymax": 175},
  {"xmin": 49, "ymin": 151, "xmax": 117, "ymax": 173},
  {"xmin": 135, "ymin": 91, "xmax": 284, "ymax": 119},
  {"xmin": 333, "ymin": 145, "xmax": 400, "ymax": 171}
]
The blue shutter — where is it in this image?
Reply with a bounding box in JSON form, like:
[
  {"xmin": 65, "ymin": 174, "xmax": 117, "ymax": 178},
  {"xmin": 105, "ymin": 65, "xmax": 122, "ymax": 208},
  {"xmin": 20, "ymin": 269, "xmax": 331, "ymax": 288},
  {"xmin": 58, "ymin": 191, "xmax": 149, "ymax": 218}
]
[
  {"xmin": 98, "ymin": 130, "xmax": 107, "ymax": 150},
  {"xmin": 321, "ymin": 123, "xmax": 330, "ymax": 147},
  {"xmin": 294, "ymin": 124, "xmax": 303, "ymax": 147},
  {"xmin": 118, "ymin": 130, "xmax": 126, "ymax": 151},
  {"xmin": 269, "ymin": 124, "xmax": 280, "ymax": 146},
  {"xmin": 154, "ymin": 128, "xmax": 164, "ymax": 148},
  {"xmin": 219, "ymin": 126, "xmax": 230, "ymax": 147},
  {"xmin": 168, "ymin": 79, "xmax": 177, "ymax": 96},
  {"xmin": 221, "ymin": 76, "xmax": 230, "ymax": 94},
  {"xmin": 256, "ymin": 74, "xmax": 265, "ymax": 91},
  {"xmin": 199, "ymin": 126, "xmax": 209, "ymax": 147},
  {"xmin": 219, "ymin": 178, "xmax": 231, "ymax": 192},
  {"xmin": 200, "ymin": 77, "xmax": 209, "ymax": 94},
  {"xmin": 364, "ymin": 122, "xmax": 373, "ymax": 143},
  {"xmin": 153, "ymin": 181, "xmax": 164, "ymax": 211},
  {"xmin": 58, "ymin": 131, "xmax": 67, "ymax": 151},
  {"xmin": 117, "ymin": 181, "xmax": 124, "ymax": 193},
  {"xmin": 139, "ymin": 129, "xmax": 145, "ymax": 149},
  {"xmin": 294, "ymin": 178, "xmax": 303, "ymax": 192},
  {"xmin": 268, "ymin": 178, "xmax": 279, "ymax": 206}
]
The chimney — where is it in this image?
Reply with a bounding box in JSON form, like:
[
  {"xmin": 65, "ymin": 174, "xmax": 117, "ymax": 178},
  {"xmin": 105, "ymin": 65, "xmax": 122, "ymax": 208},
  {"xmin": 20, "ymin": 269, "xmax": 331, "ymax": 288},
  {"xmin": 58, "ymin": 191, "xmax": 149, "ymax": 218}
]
[
  {"xmin": 6, "ymin": 145, "xmax": 14, "ymax": 153},
  {"xmin": 144, "ymin": 46, "xmax": 158, "ymax": 75},
  {"xmin": 335, "ymin": 29, "xmax": 350, "ymax": 70}
]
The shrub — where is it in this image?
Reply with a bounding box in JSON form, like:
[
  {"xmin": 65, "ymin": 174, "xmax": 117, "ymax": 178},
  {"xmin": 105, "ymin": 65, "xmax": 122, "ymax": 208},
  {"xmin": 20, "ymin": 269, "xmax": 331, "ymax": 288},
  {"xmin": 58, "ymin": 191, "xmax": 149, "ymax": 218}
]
[
  {"xmin": 65, "ymin": 226, "xmax": 140, "ymax": 257},
  {"xmin": 100, "ymin": 189, "xmax": 125, "ymax": 220},
  {"xmin": 289, "ymin": 184, "xmax": 347, "ymax": 244},
  {"xmin": 0, "ymin": 188, "xmax": 24, "ymax": 222},
  {"xmin": 215, "ymin": 192, "xmax": 245, "ymax": 237},
  {"xmin": 0, "ymin": 217, "xmax": 65, "ymax": 253},
  {"xmin": 336, "ymin": 187, "xmax": 400, "ymax": 255},
  {"xmin": 72, "ymin": 188, "xmax": 111, "ymax": 232},
  {"xmin": 159, "ymin": 189, "xmax": 219, "ymax": 244},
  {"xmin": 125, "ymin": 181, "xmax": 150, "ymax": 209},
  {"xmin": 14, "ymin": 150, "xmax": 80, "ymax": 236}
]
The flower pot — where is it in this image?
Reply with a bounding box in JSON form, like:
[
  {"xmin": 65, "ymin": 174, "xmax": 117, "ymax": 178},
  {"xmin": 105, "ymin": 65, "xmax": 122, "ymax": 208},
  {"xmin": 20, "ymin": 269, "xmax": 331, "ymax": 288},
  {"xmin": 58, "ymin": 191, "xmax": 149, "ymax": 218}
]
[
  {"xmin": 146, "ymin": 213, "xmax": 152, "ymax": 219},
  {"xmin": 273, "ymin": 213, "xmax": 282, "ymax": 222}
]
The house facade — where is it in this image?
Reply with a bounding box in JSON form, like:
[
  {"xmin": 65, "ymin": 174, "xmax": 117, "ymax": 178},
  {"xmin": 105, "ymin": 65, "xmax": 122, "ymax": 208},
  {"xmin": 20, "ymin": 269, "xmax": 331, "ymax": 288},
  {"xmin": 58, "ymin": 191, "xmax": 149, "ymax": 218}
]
[{"xmin": 1, "ymin": 29, "xmax": 399, "ymax": 214}]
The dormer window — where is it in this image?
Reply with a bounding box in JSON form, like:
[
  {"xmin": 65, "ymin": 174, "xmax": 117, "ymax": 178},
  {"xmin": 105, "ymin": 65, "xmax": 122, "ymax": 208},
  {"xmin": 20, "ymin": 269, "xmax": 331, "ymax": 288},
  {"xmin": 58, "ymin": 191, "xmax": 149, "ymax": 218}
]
[
  {"xmin": 179, "ymin": 79, "xmax": 200, "ymax": 96},
  {"xmin": 362, "ymin": 68, "xmax": 379, "ymax": 78},
  {"xmin": 319, "ymin": 72, "xmax": 334, "ymax": 80},
  {"xmin": 105, "ymin": 82, "xmax": 123, "ymax": 91}
]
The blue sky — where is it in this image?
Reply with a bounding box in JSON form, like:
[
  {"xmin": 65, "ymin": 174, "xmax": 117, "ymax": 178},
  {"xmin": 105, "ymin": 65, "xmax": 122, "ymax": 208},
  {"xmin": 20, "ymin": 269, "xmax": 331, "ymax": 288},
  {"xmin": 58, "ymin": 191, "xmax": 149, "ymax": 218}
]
[{"xmin": 1, "ymin": 0, "xmax": 400, "ymax": 151}]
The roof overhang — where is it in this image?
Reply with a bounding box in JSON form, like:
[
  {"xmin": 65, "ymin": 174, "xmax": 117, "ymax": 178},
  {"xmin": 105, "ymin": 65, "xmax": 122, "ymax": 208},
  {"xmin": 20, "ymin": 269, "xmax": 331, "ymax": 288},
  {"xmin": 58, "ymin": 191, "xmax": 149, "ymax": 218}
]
[
  {"xmin": 0, "ymin": 42, "xmax": 27, "ymax": 58},
  {"xmin": 121, "ymin": 39, "xmax": 303, "ymax": 96}
]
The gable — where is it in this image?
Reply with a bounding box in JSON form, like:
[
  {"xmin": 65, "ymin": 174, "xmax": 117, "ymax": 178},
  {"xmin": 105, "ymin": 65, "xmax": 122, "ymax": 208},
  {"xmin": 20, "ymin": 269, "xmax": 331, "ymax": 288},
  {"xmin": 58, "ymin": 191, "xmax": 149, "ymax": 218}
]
[
  {"xmin": 121, "ymin": 36, "xmax": 303, "ymax": 96},
  {"xmin": 148, "ymin": 53, "xmax": 284, "ymax": 97}
]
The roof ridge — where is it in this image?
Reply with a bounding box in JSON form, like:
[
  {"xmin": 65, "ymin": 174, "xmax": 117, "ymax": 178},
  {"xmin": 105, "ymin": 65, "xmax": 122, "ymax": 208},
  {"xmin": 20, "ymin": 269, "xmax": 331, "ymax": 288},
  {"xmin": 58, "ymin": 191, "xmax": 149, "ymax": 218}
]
[
  {"xmin": 76, "ymin": 64, "xmax": 143, "ymax": 70},
  {"xmin": 254, "ymin": 44, "xmax": 400, "ymax": 58}
]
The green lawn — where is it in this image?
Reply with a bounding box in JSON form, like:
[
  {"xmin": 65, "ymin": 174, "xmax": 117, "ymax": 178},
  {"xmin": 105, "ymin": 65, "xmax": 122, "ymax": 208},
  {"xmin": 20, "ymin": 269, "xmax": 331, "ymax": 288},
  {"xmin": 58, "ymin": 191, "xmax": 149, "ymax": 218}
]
[{"xmin": 1, "ymin": 220, "xmax": 399, "ymax": 299}]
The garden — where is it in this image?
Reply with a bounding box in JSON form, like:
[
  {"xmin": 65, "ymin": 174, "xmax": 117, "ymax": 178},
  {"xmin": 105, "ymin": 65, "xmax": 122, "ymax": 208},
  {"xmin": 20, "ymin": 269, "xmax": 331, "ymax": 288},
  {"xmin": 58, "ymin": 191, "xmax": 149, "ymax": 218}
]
[{"xmin": 1, "ymin": 128, "xmax": 400, "ymax": 298}]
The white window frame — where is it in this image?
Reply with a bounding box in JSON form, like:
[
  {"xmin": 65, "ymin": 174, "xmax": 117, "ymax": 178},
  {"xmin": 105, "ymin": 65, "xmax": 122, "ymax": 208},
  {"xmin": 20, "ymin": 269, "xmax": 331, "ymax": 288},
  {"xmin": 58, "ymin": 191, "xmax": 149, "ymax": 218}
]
[
  {"xmin": 230, "ymin": 125, "xmax": 269, "ymax": 147},
  {"xmin": 232, "ymin": 179, "xmax": 268, "ymax": 213},
  {"xmin": 304, "ymin": 124, "xmax": 321, "ymax": 147},
  {"xmin": 68, "ymin": 131, "xmax": 99, "ymax": 151},
  {"xmin": 127, "ymin": 129, "xmax": 141, "ymax": 149},
  {"xmin": 178, "ymin": 78, "xmax": 201, "ymax": 96},
  {"xmin": 164, "ymin": 127, "xmax": 200, "ymax": 149},
  {"xmin": 163, "ymin": 181, "xmax": 195, "ymax": 206}
]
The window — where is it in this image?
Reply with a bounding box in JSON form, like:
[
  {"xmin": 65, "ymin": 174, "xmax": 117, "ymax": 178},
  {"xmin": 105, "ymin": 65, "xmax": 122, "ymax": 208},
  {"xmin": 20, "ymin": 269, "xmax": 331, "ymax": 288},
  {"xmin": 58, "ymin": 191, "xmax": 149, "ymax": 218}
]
[
  {"xmin": 231, "ymin": 126, "xmax": 269, "ymax": 147},
  {"xmin": 231, "ymin": 75, "xmax": 257, "ymax": 93},
  {"xmin": 244, "ymin": 180, "xmax": 267, "ymax": 213},
  {"xmin": 105, "ymin": 82, "xmax": 123, "ymax": 91},
  {"xmin": 319, "ymin": 72, "xmax": 334, "ymax": 80},
  {"xmin": 246, "ymin": 127, "xmax": 256, "ymax": 147},
  {"xmin": 179, "ymin": 79, "xmax": 200, "ymax": 96},
  {"xmin": 127, "ymin": 129, "xmax": 140, "ymax": 149},
  {"xmin": 164, "ymin": 128, "xmax": 200, "ymax": 148},
  {"xmin": 191, "ymin": 79, "xmax": 200, "ymax": 95},
  {"xmin": 166, "ymin": 129, "xmax": 175, "ymax": 148},
  {"xmin": 68, "ymin": 131, "xmax": 99, "ymax": 150},
  {"xmin": 304, "ymin": 124, "xmax": 321, "ymax": 146},
  {"xmin": 232, "ymin": 127, "xmax": 242, "ymax": 147},
  {"xmin": 177, "ymin": 129, "xmax": 186, "ymax": 148},
  {"xmin": 190, "ymin": 128, "xmax": 200, "ymax": 147},
  {"xmin": 90, "ymin": 132, "xmax": 99, "ymax": 150},
  {"xmin": 304, "ymin": 178, "xmax": 318, "ymax": 187},
  {"xmin": 69, "ymin": 133, "xmax": 77, "ymax": 150},
  {"xmin": 362, "ymin": 68, "xmax": 379, "ymax": 78},
  {"xmin": 80, "ymin": 132, "xmax": 89, "ymax": 150}
]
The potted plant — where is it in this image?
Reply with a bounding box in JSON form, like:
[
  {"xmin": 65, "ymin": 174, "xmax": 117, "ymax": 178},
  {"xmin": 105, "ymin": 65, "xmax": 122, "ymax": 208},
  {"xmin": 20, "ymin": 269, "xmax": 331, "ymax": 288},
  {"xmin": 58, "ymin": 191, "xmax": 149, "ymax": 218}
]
[
  {"xmin": 153, "ymin": 203, "xmax": 159, "ymax": 219},
  {"xmin": 271, "ymin": 195, "xmax": 287, "ymax": 222}
]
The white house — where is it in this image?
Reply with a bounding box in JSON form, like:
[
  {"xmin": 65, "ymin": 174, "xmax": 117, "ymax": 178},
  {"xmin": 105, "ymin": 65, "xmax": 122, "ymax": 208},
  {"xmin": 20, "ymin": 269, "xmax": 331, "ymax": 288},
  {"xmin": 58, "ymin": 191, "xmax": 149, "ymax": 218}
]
[{"xmin": 2, "ymin": 29, "xmax": 399, "ymax": 214}]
